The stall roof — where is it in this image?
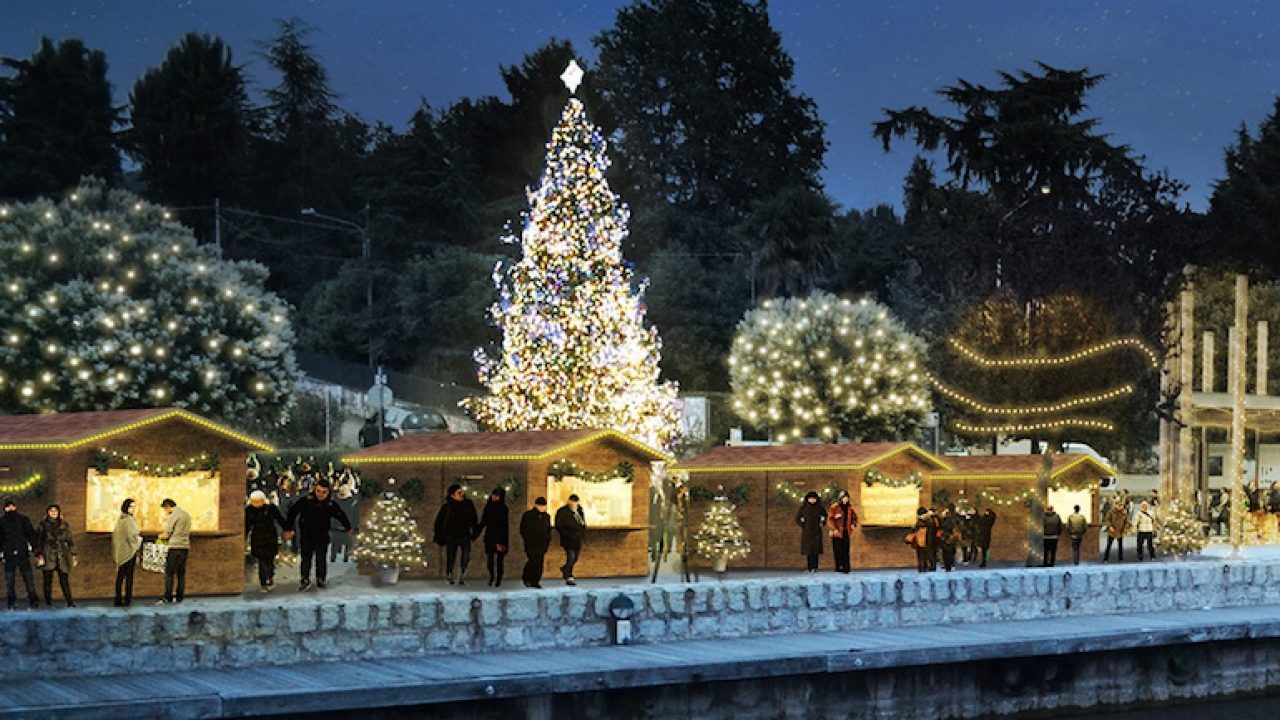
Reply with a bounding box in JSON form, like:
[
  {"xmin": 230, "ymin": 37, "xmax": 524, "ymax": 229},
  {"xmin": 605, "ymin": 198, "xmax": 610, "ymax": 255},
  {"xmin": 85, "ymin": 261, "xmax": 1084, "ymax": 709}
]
[
  {"xmin": 342, "ymin": 429, "xmax": 671, "ymax": 464},
  {"xmin": 676, "ymin": 442, "xmax": 950, "ymax": 473},
  {"xmin": 936, "ymin": 454, "xmax": 1116, "ymax": 480},
  {"xmin": 0, "ymin": 408, "xmax": 272, "ymax": 451}
]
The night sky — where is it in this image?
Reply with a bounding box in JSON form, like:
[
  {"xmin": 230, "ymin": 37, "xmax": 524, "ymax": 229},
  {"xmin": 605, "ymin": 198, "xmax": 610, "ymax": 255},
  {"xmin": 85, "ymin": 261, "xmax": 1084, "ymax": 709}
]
[{"xmin": 3, "ymin": 1, "xmax": 1278, "ymax": 212}]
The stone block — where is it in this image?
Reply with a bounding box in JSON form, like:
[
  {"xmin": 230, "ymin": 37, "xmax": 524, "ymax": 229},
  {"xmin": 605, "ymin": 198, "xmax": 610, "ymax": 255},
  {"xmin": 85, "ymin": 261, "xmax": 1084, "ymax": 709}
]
[
  {"xmin": 441, "ymin": 596, "xmax": 474, "ymax": 624},
  {"xmin": 480, "ymin": 598, "xmax": 503, "ymax": 625},
  {"xmin": 636, "ymin": 618, "xmax": 666, "ymax": 640},
  {"xmin": 415, "ymin": 598, "xmax": 440, "ymax": 627},
  {"xmin": 645, "ymin": 587, "xmax": 669, "ymax": 614},
  {"xmin": 286, "ymin": 605, "xmax": 318, "ymax": 634},
  {"xmin": 372, "ymin": 633, "xmax": 423, "ymax": 656},
  {"xmin": 726, "ymin": 585, "xmax": 747, "ymax": 612},
  {"xmin": 319, "ymin": 603, "xmax": 341, "ymax": 631},
  {"xmin": 343, "ymin": 604, "xmax": 371, "ymax": 632},
  {"xmin": 746, "ymin": 584, "xmax": 766, "ymax": 610},
  {"xmin": 225, "ymin": 642, "xmax": 267, "ymax": 667},
  {"xmin": 766, "ymin": 585, "xmax": 785, "ymax": 609},
  {"xmin": 806, "ymin": 584, "xmax": 829, "ymax": 609},
  {"xmin": 667, "ymin": 588, "xmax": 689, "ymax": 613},
  {"xmin": 504, "ymin": 595, "xmax": 539, "ymax": 623}
]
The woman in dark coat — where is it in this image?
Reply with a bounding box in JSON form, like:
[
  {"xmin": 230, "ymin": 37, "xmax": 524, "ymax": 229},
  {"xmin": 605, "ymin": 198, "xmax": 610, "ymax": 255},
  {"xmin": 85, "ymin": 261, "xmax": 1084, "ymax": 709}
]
[
  {"xmin": 434, "ymin": 483, "xmax": 479, "ymax": 585},
  {"xmin": 795, "ymin": 491, "xmax": 826, "ymax": 573},
  {"xmin": 34, "ymin": 504, "xmax": 76, "ymax": 607},
  {"xmin": 975, "ymin": 508, "xmax": 997, "ymax": 568},
  {"xmin": 476, "ymin": 487, "xmax": 510, "ymax": 587},
  {"xmin": 937, "ymin": 505, "xmax": 958, "ymax": 572},
  {"xmin": 911, "ymin": 508, "xmax": 932, "ymax": 573},
  {"xmin": 245, "ymin": 490, "xmax": 288, "ymax": 592}
]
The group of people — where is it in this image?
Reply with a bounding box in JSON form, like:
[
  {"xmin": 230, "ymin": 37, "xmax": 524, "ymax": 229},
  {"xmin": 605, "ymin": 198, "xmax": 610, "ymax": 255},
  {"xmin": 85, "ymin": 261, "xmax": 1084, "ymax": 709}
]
[
  {"xmin": 244, "ymin": 478, "xmax": 353, "ymax": 593},
  {"xmin": 1039, "ymin": 504, "xmax": 1091, "ymax": 566},
  {"xmin": 1101, "ymin": 492, "xmax": 1161, "ymax": 562},
  {"xmin": 1, "ymin": 498, "xmax": 79, "ymax": 610},
  {"xmin": 432, "ymin": 485, "xmax": 586, "ymax": 588},
  {"xmin": 795, "ymin": 491, "xmax": 861, "ymax": 573},
  {"xmin": 905, "ymin": 505, "xmax": 999, "ymax": 572}
]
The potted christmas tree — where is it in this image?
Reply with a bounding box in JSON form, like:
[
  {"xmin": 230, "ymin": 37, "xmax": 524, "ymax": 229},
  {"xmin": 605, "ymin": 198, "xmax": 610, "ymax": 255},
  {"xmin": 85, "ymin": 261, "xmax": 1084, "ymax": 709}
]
[
  {"xmin": 1155, "ymin": 499, "xmax": 1208, "ymax": 560},
  {"xmin": 692, "ymin": 495, "xmax": 751, "ymax": 574},
  {"xmin": 353, "ymin": 491, "xmax": 427, "ymax": 585}
]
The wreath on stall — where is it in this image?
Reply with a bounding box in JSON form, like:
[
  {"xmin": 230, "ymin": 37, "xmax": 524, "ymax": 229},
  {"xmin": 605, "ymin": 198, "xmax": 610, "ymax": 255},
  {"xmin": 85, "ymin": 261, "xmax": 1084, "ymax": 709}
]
[
  {"xmin": 0, "ymin": 468, "xmax": 46, "ymax": 498},
  {"xmin": 94, "ymin": 446, "xmax": 219, "ymax": 477},
  {"xmin": 456, "ymin": 475, "xmax": 523, "ymax": 503},
  {"xmin": 775, "ymin": 481, "xmax": 844, "ymax": 506},
  {"xmin": 690, "ymin": 483, "xmax": 750, "ymax": 505},
  {"xmin": 549, "ymin": 459, "xmax": 634, "ymax": 483},
  {"xmin": 864, "ymin": 469, "xmax": 923, "ymax": 488}
]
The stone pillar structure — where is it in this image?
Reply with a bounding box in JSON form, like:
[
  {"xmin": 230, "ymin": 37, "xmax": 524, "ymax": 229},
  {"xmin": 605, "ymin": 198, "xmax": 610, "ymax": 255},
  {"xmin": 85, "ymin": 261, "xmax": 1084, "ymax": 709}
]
[
  {"xmin": 1176, "ymin": 284, "xmax": 1195, "ymax": 504},
  {"xmin": 1230, "ymin": 274, "xmax": 1248, "ymax": 553},
  {"xmin": 1258, "ymin": 321, "xmax": 1269, "ymax": 395}
]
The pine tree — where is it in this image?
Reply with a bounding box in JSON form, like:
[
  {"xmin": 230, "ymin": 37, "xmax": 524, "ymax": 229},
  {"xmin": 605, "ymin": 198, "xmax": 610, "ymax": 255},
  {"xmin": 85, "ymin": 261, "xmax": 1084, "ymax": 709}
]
[
  {"xmin": 1155, "ymin": 500, "xmax": 1207, "ymax": 556},
  {"xmin": 353, "ymin": 492, "xmax": 427, "ymax": 570},
  {"xmin": 692, "ymin": 496, "xmax": 751, "ymax": 568},
  {"xmin": 463, "ymin": 69, "xmax": 679, "ymax": 449}
]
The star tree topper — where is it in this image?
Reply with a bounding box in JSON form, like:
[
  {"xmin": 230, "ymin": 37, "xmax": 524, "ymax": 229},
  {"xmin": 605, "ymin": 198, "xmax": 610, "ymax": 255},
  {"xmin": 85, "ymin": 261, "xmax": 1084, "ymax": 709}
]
[{"xmin": 561, "ymin": 59, "xmax": 584, "ymax": 94}]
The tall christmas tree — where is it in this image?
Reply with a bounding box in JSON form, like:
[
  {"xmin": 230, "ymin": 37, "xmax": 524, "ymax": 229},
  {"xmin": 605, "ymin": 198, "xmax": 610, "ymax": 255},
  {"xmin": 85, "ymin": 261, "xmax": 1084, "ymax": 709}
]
[
  {"xmin": 353, "ymin": 492, "xmax": 427, "ymax": 570},
  {"xmin": 464, "ymin": 61, "xmax": 679, "ymax": 449},
  {"xmin": 692, "ymin": 496, "xmax": 751, "ymax": 570}
]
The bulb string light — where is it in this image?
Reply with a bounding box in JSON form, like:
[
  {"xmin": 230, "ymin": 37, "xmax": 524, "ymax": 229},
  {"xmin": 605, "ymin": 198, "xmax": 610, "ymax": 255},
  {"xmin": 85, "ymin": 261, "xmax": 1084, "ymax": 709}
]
[
  {"xmin": 863, "ymin": 468, "xmax": 923, "ymax": 488},
  {"xmin": 0, "ymin": 469, "xmax": 44, "ymax": 496},
  {"xmin": 952, "ymin": 418, "xmax": 1115, "ymax": 434},
  {"xmin": 929, "ymin": 374, "xmax": 1135, "ymax": 415},
  {"xmin": 976, "ymin": 487, "xmax": 1040, "ymax": 507},
  {"xmin": 95, "ymin": 446, "xmax": 219, "ymax": 477},
  {"xmin": 949, "ymin": 337, "xmax": 1159, "ymax": 369}
]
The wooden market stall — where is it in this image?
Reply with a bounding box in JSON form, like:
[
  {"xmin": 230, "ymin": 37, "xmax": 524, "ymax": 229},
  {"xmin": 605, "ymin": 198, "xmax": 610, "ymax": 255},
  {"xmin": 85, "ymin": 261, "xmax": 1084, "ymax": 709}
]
[
  {"xmin": 677, "ymin": 443, "xmax": 951, "ymax": 569},
  {"xmin": 933, "ymin": 454, "xmax": 1117, "ymax": 562},
  {"xmin": 0, "ymin": 408, "xmax": 271, "ymax": 599},
  {"xmin": 342, "ymin": 429, "xmax": 669, "ymax": 578}
]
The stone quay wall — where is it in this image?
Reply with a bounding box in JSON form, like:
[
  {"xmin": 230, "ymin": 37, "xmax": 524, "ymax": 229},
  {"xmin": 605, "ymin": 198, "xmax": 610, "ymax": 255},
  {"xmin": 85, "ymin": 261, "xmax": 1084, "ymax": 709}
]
[{"xmin": 5, "ymin": 559, "xmax": 1280, "ymax": 680}]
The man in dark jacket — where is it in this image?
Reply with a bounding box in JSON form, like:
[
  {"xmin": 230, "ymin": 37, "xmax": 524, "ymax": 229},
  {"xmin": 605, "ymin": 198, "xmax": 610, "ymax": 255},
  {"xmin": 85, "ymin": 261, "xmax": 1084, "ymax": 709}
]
[
  {"xmin": 520, "ymin": 497, "xmax": 552, "ymax": 588},
  {"xmin": 0, "ymin": 498, "xmax": 39, "ymax": 610},
  {"xmin": 554, "ymin": 494, "xmax": 586, "ymax": 586},
  {"xmin": 434, "ymin": 484, "xmax": 479, "ymax": 584},
  {"xmin": 1042, "ymin": 505, "xmax": 1064, "ymax": 567},
  {"xmin": 284, "ymin": 480, "xmax": 351, "ymax": 590},
  {"xmin": 975, "ymin": 508, "xmax": 997, "ymax": 568}
]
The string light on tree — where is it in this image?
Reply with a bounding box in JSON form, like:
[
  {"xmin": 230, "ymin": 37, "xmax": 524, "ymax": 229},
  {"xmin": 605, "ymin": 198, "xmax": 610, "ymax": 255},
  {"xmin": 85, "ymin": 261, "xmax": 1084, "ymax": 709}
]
[
  {"xmin": 463, "ymin": 61, "xmax": 680, "ymax": 449},
  {"xmin": 947, "ymin": 337, "xmax": 1159, "ymax": 369},
  {"xmin": 353, "ymin": 491, "xmax": 428, "ymax": 571},
  {"xmin": 953, "ymin": 418, "xmax": 1115, "ymax": 434},
  {"xmin": 692, "ymin": 495, "xmax": 751, "ymax": 571},
  {"xmin": 0, "ymin": 179, "xmax": 297, "ymax": 420},
  {"xmin": 728, "ymin": 291, "xmax": 930, "ymax": 442},
  {"xmin": 930, "ymin": 375, "xmax": 1136, "ymax": 415}
]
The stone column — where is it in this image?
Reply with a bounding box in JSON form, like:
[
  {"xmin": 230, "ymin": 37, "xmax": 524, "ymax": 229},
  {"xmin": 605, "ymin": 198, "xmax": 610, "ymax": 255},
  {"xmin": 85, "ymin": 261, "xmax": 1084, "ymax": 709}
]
[
  {"xmin": 1177, "ymin": 284, "xmax": 1195, "ymax": 505},
  {"xmin": 1230, "ymin": 274, "xmax": 1248, "ymax": 554}
]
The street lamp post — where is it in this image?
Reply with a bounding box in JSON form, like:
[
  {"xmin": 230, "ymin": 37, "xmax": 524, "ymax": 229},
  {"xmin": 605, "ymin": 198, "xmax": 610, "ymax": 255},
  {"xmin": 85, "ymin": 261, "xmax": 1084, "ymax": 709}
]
[{"xmin": 301, "ymin": 206, "xmax": 374, "ymax": 367}]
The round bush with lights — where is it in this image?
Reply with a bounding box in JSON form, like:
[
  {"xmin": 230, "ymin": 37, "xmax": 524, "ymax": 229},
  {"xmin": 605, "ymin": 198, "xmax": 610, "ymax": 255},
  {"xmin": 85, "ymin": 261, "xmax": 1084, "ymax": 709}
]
[
  {"xmin": 728, "ymin": 291, "xmax": 930, "ymax": 442},
  {"xmin": 0, "ymin": 178, "xmax": 298, "ymax": 421}
]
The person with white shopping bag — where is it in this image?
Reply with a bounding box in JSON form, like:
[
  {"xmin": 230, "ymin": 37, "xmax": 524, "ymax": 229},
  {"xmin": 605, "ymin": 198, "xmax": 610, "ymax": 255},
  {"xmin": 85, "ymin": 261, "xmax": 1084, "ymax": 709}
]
[{"xmin": 112, "ymin": 499, "xmax": 141, "ymax": 607}]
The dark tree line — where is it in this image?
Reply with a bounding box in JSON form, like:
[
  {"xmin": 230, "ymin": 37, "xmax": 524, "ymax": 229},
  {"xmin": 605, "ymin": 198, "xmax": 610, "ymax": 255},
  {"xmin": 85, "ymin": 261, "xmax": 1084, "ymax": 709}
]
[{"xmin": 2, "ymin": 2, "xmax": 1279, "ymax": 460}]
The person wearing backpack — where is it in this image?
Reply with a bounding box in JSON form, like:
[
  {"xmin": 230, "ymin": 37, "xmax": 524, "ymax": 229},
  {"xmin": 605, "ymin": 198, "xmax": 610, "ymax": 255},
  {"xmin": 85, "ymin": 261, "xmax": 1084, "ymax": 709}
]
[
  {"xmin": 1065, "ymin": 505, "xmax": 1089, "ymax": 565},
  {"xmin": 1042, "ymin": 505, "xmax": 1063, "ymax": 567}
]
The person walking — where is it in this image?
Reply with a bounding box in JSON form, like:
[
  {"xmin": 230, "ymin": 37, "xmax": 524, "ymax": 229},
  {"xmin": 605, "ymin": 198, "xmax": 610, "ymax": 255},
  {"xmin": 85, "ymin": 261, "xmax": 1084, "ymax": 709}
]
[
  {"xmin": 827, "ymin": 491, "xmax": 858, "ymax": 573},
  {"xmin": 1135, "ymin": 500, "xmax": 1157, "ymax": 561},
  {"xmin": 975, "ymin": 507, "xmax": 997, "ymax": 568},
  {"xmin": 0, "ymin": 498, "xmax": 39, "ymax": 611},
  {"xmin": 157, "ymin": 498, "xmax": 191, "ymax": 604},
  {"xmin": 796, "ymin": 491, "xmax": 826, "ymax": 573},
  {"xmin": 520, "ymin": 497, "xmax": 552, "ymax": 588},
  {"xmin": 937, "ymin": 505, "xmax": 959, "ymax": 572},
  {"xmin": 958, "ymin": 507, "xmax": 978, "ymax": 565},
  {"xmin": 245, "ymin": 490, "xmax": 288, "ymax": 593},
  {"xmin": 284, "ymin": 479, "xmax": 352, "ymax": 591},
  {"xmin": 554, "ymin": 494, "xmax": 586, "ymax": 586},
  {"xmin": 1103, "ymin": 497, "xmax": 1129, "ymax": 562},
  {"xmin": 433, "ymin": 484, "xmax": 479, "ymax": 585},
  {"xmin": 1065, "ymin": 505, "xmax": 1089, "ymax": 565},
  {"xmin": 1042, "ymin": 505, "xmax": 1063, "ymax": 567},
  {"xmin": 34, "ymin": 504, "xmax": 76, "ymax": 608},
  {"xmin": 477, "ymin": 488, "xmax": 510, "ymax": 587},
  {"xmin": 113, "ymin": 499, "xmax": 142, "ymax": 607},
  {"xmin": 911, "ymin": 508, "xmax": 932, "ymax": 572}
]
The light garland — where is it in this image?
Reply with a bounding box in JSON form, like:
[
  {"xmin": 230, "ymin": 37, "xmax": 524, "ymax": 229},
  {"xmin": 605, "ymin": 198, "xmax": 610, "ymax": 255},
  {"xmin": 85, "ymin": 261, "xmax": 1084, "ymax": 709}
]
[
  {"xmin": 549, "ymin": 458, "xmax": 634, "ymax": 484},
  {"xmin": 689, "ymin": 483, "xmax": 750, "ymax": 505},
  {"xmin": 930, "ymin": 374, "xmax": 1135, "ymax": 415},
  {"xmin": 864, "ymin": 468, "xmax": 923, "ymax": 488},
  {"xmin": 0, "ymin": 469, "xmax": 44, "ymax": 497},
  {"xmin": 948, "ymin": 337, "xmax": 1159, "ymax": 369},
  {"xmin": 342, "ymin": 430, "xmax": 671, "ymax": 465},
  {"xmin": 458, "ymin": 475, "xmax": 523, "ymax": 502},
  {"xmin": 461, "ymin": 94, "xmax": 680, "ymax": 450},
  {"xmin": 976, "ymin": 487, "xmax": 1040, "ymax": 507},
  {"xmin": 0, "ymin": 409, "xmax": 273, "ymax": 452},
  {"xmin": 95, "ymin": 446, "xmax": 218, "ymax": 477},
  {"xmin": 952, "ymin": 418, "xmax": 1115, "ymax": 434},
  {"xmin": 775, "ymin": 480, "xmax": 844, "ymax": 505}
]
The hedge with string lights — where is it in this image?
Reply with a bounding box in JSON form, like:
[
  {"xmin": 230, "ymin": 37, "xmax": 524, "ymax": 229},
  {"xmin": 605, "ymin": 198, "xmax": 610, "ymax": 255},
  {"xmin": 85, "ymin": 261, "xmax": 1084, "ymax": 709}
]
[{"xmin": 0, "ymin": 178, "xmax": 298, "ymax": 421}]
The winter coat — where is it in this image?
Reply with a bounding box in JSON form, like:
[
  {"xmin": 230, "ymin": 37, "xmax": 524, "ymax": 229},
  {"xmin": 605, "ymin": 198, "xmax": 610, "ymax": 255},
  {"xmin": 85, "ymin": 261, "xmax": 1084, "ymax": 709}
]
[
  {"xmin": 478, "ymin": 496, "xmax": 510, "ymax": 550},
  {"xmin": 163, "ymin": 507, "xmax": 192, "ymax": 549},
  {"xmin": 1105, "ymin": 503, "xmax": 1129, "ymax": 539},
  {"xmin": 975, "ymin": 510, "xmax": 997, "ymax": 547},
  {"xmin": 827, "ymin": 501, "xmax": 858, "ymax": 539},
  {"xmin": 1065, "ymin": 512, "xmax": 1089, "ymax": 538},
  {"xmin": 938, "ymin": 512, "xmax": 959, "ymax": 546},
  {"xmin": 286, "ymin": 494, "xmax": 352, "ymax": 545},
  {"xmin": 245, "ymin": 503, "xmax": 288, "ymax": 558},
  {"xmin": 554, "ymin": 505, "xmax": 586, "ymax": 550},
  {"xmin": 911, "ymin": 516, "xmax": 931, "ymax": 549},
  {"xmin": 0, "ymin": 509, "xmax": 36, "ymax": 567},
  {"xmin": 35, "ymin": 517, "xmax": 75, "ymax": 572},
  {"xmin": 1135, "ymin": 509, "xmax": 1156, "ymax": 533},
  {"xmin": 795, "ymin": 501, "xmax": 826, "ymax": 555},
  {"xmin": 433, "ymin": 497, "xmax": 478, "ymax": 546},
  {"xmin": 520, "ymin": 508, "xmax": 552, "ymax": 556},
  {"xmin": 1043, "ymin": 511, "xmax": 1063, "ymax": 539},
  {"xmin": 112, "ymin": 513, "xmax": 142, "ymax": 567}
]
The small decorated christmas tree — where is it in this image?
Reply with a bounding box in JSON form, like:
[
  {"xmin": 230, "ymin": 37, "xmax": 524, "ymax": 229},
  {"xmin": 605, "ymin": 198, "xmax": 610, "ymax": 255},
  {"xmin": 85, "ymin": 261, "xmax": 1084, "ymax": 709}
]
[
  {"xmin": 353, "ymin": 492, "xmax": 427, "ymax": 578},
  {"xmin": 1155, "ymin": 499, "xmax": 1207, "ymax": 557},
  {"xmin": 692, "ymin": 496, "xmax": 751, "ymax": 573}
]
